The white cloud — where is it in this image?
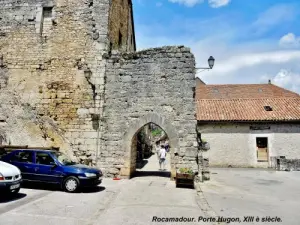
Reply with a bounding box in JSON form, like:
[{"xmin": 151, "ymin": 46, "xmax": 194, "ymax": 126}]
[
  {"xmin": 208, "ymin": 0, "xmax": 230, "ymax": 8},
  {"xmin": 260, "ymin": 69, "xmax": 300, "ymax": 93},
  {"xmin": 168, "ymin": 0, "xmax": 204, "ymax": 7},
  {"xmin": 251, "ymin": 4, "xmax": 297, "ymax": 35},
  {"xmin": 201, "ymin": 50, "xmax": 300, "ymax": 76},
  {"xmin": 254, "ymin": 4, "xmax": 296, "ymax": 27},
  {"xmin": 279, "ymin": 33, "xmax": 300, "ymax": 48},
  {"xmin": 168, "ymin": 0, "xmax": 231, "ymax": 7},
  {"xmin": 191, "ymin": 37, "xmax": 300, "ymax": 93}
]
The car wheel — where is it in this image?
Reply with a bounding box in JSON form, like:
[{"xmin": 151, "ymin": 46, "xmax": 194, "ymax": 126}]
[{"xmin": 63, "ymin": 176, "xmax": 80, "ymax": 193}]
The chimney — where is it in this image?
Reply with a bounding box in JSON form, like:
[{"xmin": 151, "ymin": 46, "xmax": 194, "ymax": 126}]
[{"xmin": 268, "ymin": 79, "xmax": 271, "ymax": 84}]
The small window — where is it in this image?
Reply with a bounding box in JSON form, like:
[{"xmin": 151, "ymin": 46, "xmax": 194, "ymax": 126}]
[
  {"xmin": 36, "ymin": 152, "xmax": 55, "ymax": 165},
  {"xmin": 43, "ymin": 7, "xmax": 53, "ymax": 18},
  {"xmin": 264, "ymin": 106, "xmax": 272, "ymax": 111},
  {"xmin": 118, "ymin": 31, "xmax": 122, "ymax": 47},
  {"xmin": 11, "ymin": 151, "xmax": 34, "ymax": 163}
]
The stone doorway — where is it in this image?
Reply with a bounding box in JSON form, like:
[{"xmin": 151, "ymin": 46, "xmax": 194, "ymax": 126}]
[
  {"xmin": 132, "ymin": 123, "xmax": 171, "ymax": 178},
  {"xmin": 120, "ymin": 113, "xmax": 179, "ymax": 180}
]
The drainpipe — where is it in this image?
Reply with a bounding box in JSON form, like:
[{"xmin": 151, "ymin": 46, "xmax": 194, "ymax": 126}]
[
  {"xmin": 95, "ymin": 54, "xmax": 108, "ymax": 167},
  {"xmin": 195, "ymin": 122, "xmax": 204, "ymax": 182}
]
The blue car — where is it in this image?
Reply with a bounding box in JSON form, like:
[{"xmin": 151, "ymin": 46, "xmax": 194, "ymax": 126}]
[{"xmin": 1, "ymin": 149, "xmax": 103, "ymax": 193}]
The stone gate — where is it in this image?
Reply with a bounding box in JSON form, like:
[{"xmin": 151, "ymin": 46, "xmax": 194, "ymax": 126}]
[{"xmin": 100, "ymin": 47, "xmax": 199, "ymax": 179}]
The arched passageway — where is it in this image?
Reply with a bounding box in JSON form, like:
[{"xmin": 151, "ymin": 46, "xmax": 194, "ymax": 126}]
[
  {"xmin": 131, "ymin": 123, "xmax": 171, "ymax": 178},
  {"xmin": 120, "ymin": 113, "xmax": 179, "ymax": 180}
]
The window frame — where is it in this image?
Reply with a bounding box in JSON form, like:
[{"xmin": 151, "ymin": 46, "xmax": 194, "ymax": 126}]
[
  {"xmin": 11, "ymin": 151, "xmax": 34, "ymax": 164},
  {"xmin": 35, "ymin": 152, "xmax": 56, "ymax": 166}
]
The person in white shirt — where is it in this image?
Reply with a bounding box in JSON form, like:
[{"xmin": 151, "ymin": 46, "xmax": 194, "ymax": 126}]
[
  {"xmin": 159, "ymin": 145, "xmax": 167, "ymax": 170},
  {"xmin": 155, "ymin": 142, "xmax": 161, "ymax": 160}
]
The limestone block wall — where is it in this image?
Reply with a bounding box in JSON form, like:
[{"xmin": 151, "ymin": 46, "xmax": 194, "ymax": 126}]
[
  {"xmin": 198, "ymin": 123, "xmax": 300, "ymax": 168},
  {"xmin": 101, "ymin": 46, "xmax": 198, "ymax": 178},
  {"xmin": 0, "ymin": 0, "xmax": 111, "ymax": 163},
  {"xmin": 108, "ymin": 0, "xmax": 135, "ymax": 51}
]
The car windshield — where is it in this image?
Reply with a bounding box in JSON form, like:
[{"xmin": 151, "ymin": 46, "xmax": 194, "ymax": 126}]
[{"xmin": 52, "ymin": 152, "xmax": 76, "ymax": 166}]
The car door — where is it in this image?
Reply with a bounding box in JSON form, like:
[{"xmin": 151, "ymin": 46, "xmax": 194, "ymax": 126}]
[
  {"xmin": 9, "ymin": 150, "xmax": 35, "ymax": 181},
  {"xmin": 33, "ymin": 152, "xmax": 63, "ymax": 184}
]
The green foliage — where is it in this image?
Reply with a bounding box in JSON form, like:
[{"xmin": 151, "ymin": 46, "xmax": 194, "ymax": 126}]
[
  {"xmin": 151, "ymin": 129, "xmax": 162, "ymax": 137},
  {"xmin": 178, "ymin": 167, "xmax": 194, "ymax": 175}
]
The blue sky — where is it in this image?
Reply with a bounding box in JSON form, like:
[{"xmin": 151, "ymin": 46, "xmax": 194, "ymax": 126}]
[{"xmin": 133, "ymin": 0, "xmax": 300, "ymax": 93}]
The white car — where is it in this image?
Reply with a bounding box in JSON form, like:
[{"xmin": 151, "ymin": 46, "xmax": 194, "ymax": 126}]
[{"xmin": 0, "ymin": 160, "xmax": 22, "ymax": 195}]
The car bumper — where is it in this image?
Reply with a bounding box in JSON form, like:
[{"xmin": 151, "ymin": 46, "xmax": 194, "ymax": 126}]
[
  {"xmin": 79, "ymin": 177, "xmax": 102, "ymax": 187},
  {"xmin": 0, "ymin": 179, "xmax": 22, "ymax": 192}
]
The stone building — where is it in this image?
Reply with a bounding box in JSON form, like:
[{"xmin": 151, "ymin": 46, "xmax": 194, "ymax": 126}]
[
  {"xmin": 196, "ymin": 80, "xmax": 300, "ymax": 168},
  {"xmin": 0, "ymin": 1, "xmax": 201, "ymax": 180}
]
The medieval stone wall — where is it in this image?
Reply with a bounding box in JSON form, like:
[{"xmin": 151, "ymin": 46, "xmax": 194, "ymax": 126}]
[
  {"xmin": 0, "ymin": 0, "xmax": 111, "ymax": 162},
  {"xmin": 101, "ymin": 46, "xmax": 198, "ymax": 178}
]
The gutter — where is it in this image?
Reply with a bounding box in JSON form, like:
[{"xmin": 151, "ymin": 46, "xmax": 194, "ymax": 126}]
[{"xmin": 197, "ymin": 120, "xmax": 300, "ymax": 124}]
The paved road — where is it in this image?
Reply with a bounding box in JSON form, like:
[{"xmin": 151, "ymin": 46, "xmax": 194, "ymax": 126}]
[
  {"xmin": 0, "ymin": 176, "xmax": 207, "ymax": 225},
  {"xmin": 136, "ymin": 152, "xmax": 171, "ymax": 172},
  {"xmin": 201, "ymin": 168, "xmax": 300, "ymax": 225},
  {"xmin": 2, "ymin": 167, "xmax": 297, "ymax": 225}
]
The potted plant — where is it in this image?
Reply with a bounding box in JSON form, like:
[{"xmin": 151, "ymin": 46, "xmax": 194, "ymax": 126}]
[{"xmin": 175, "ymin": 167, "xmax": 195, "ymax": 188}]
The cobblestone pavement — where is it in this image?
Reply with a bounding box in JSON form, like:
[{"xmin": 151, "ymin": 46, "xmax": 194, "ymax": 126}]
[{"xmin": 200, "ymin": 168, "xmax": 300, "ymax": 225}]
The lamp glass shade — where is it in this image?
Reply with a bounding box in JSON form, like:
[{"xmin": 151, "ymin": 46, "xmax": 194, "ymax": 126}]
[{"xmin": 208, "ymin": 56, "xmax": 215, "ymax": 69}]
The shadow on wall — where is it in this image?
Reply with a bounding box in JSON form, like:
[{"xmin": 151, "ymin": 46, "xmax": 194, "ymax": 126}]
[{"xmin": 197, "ymin": 123, "xmax": 300, "ymax": 134}]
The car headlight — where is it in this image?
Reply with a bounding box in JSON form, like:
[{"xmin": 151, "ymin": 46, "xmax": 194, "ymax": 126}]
[{"xmin": 84, "ymin": 173, "xmax": 97, "ymax": 178}]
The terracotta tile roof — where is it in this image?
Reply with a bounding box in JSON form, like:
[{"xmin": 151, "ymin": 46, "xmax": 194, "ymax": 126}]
[
  {"xmin": 196, "ymin": 83, "xmax": 300, "ymax": 122},
  {"xmin": 196, "ymin": 84, "xmax": 300, "ymax": 100},
  {"xmin": 196, "ymin": 98, "xmax": 300, "ymax": 122}
]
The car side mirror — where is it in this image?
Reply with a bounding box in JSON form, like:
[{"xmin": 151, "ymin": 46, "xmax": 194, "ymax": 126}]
[{"xmin": 50, "ymin": 162, "xmax": 57, "ymax": 168}]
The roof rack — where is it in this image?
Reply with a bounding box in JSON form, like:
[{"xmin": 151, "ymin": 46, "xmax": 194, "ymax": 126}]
[{"xmin": 0, "ymin": 145, "xmax": 59, "ymax": 151}]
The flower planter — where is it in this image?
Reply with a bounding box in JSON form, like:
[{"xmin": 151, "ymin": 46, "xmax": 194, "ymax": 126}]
[{"xmin": 175, "ymin": 169, "xmax": 195, "ymax": 189}]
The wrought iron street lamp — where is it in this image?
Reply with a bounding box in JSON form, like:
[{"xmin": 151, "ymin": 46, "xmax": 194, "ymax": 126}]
[{"xmin": 196, "ymin": 56, "xmax": 215, "ymax": 72}]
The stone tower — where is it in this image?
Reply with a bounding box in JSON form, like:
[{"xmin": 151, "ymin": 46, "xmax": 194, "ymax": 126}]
[
  {"xmin": 0, "ymin": 0, "xmax": 135, "ymax": 161},
  {"xmin": 0, "ymin": 0, "xmax": 202, "ymax": 180}
]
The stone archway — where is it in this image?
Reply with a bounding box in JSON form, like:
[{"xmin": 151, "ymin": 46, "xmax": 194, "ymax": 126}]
[
  {"xmin": 101, "ymin": 46, "xmax": 200, "ymax": 179},
  {"xmin": 120, "ymin": 113, "xmax": 179, "ymax": 180}
]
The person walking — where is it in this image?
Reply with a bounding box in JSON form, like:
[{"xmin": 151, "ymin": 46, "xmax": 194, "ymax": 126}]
[
  {"xmin": 155, "ymin": 141, "xmax": 160, "ymax": 160},
  {"xmin": 159, "ymin": 145, "xmax": 166, "ymax": 171}
]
